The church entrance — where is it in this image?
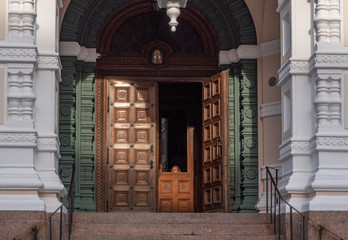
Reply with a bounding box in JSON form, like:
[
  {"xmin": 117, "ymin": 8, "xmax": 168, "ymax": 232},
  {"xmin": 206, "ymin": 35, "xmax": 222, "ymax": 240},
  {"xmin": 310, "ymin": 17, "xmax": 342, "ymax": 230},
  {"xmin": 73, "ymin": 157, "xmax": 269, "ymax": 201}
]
[
  {"xmin": 59, "ymin": 0, "xmax": 259, "ymax": 213},
  {"xmin": 87, "ymin": 0, "xmax": 253, "ymax": 213},
  {"xmin": 104, "ymin": 72, "xmax": 229, "ymax": 213}
]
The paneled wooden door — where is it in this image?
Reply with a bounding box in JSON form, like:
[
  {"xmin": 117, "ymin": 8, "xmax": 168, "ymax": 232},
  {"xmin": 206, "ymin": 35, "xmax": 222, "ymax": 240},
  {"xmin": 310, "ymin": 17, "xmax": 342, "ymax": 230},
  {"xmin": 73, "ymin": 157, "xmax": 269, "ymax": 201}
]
[
  {"xmin": 107, "ymin": 80, "xmax": 157, "ymax": 211},
  {"xmin": 202, "ymin": 70, "xmax": 230, "ymax": 212},
  {"xmin": 158, "ymin": 127, "xmax": 194, "ymax": 212}
]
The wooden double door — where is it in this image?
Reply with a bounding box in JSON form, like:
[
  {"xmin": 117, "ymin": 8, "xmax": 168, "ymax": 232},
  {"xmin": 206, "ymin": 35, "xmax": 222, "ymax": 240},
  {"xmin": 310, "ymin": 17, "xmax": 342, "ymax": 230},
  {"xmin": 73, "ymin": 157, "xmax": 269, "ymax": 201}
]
[{"xmin": 106, "ymin": 70, "xmax": 229, "ymax": 212}]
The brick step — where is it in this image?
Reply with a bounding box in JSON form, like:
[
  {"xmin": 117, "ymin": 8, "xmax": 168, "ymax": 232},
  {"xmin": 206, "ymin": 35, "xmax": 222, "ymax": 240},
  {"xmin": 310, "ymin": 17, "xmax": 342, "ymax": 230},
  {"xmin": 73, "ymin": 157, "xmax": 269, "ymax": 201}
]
[
  {"xmin": 73, "ymin": 212, "xmax": 270, "ymax": 225},
  {"xmin": 71, "ymin": 233, "xmax": 283, "ymax": 240},
  {"xmin": 72, "ymin": 223, "xmax": 274, "ymax": 236}
]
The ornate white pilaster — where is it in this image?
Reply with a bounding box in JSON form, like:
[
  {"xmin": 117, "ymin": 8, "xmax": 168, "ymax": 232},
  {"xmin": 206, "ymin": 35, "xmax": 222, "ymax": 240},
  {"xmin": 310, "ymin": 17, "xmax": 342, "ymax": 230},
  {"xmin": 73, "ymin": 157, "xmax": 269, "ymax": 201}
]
[
  {"xmin": 33, "ymin": 0, "xmax": 67, "ymax": 212},
  {"xmin": 7, "ymin": 68, "xmax": 36, "ymax": 125},
  {"xmin": 8, "ymin": 0, "xmax": 36, "ymax": 43},
  {"xmin": 276, "ymin": 0, "xmax": 315, "ymax": 212},
  {"xmin": 0, "ymin": 0, "xmax": 42, "ymax": 211},
  {"xmin": 308, "ymin": 0, "xmax": 348, "ymax": 211},
  {"xmin": 314, "ymin": 0, "xmax": 341, "ymax": 45}
]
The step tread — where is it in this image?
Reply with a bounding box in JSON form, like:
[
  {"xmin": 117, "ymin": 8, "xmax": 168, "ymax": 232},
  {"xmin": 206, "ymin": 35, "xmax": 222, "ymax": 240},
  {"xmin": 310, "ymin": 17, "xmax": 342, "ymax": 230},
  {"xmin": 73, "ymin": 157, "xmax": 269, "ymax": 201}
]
[
  {"xmin": 72, "ymin": 212, "xmax": 269, "ymax": 224},
  {"xmin": 71, "ymin": 233, "xmax": 282, "ymax": 240},
  {"xmin": 72, "ymin": 223, "xmax": 274, "ymax": 236}
]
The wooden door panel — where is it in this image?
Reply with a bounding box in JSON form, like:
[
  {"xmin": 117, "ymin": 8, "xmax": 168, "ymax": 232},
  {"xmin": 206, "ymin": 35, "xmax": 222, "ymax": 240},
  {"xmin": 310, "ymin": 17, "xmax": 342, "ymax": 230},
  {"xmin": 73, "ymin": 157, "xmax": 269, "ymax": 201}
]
[
  {"xmin": 108, "ymin": 80, "xmax": 156, "ymax": 211},
  {"xmin": 158, "ymin": 127, "xmax": 194, "ymax": 212},
  {"xmin": 202, "ymin": 70, "xmax": 229, "ymax": 212},
  {"xmin": 158, "ymin": 173, "xmax": 193, "ymax": 212}
]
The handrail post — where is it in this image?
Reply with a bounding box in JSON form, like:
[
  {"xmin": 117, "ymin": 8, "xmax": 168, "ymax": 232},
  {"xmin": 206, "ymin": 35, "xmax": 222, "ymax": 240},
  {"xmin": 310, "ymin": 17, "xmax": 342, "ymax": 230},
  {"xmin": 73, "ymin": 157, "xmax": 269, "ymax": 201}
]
[
  {"xmin": 263, "ymin": 166, "xmax": 344, "ymax": 240},
  {"xmin": 302, "ymin": 215, "xmax": 305, "ymax": 240},
  {"xmin": 266, "ymin": 168, "xmax": 268, "ymax": 214},
  {"xmin": 278, "ymin": 196, "xmax": 281, "ymax": 240},
  {"xmin": 32, "ymin": 226, "xmax": 38, "ymax": 240},
  {"xmin": 290, "ymin": 207, "xmax": 293, "ymax": 240},
  {"xmin": 49, "ymin": 215, "xmax": 52, "ymax": 240},
  {"xmin": 59, "ymin": 205, "xmax": 63, "ymax": 240},
  {"xmin": 319, "ymin": 226, "xmax": 323, "ymax": 240},
  {"xmin": 270, "ymin": 175, "xmax": 273, "ymax": 224},
  {"xmin": 274, "ymin": 183, "xmax": 276, "ymax": 235}
]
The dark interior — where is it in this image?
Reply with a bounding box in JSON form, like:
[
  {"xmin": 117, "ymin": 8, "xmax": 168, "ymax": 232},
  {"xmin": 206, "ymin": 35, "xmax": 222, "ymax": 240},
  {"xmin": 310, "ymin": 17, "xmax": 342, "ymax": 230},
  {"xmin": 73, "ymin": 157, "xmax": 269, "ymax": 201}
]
[{"xmin": 159, "ymin": 82, "xmax": 202, "ymax": 210}]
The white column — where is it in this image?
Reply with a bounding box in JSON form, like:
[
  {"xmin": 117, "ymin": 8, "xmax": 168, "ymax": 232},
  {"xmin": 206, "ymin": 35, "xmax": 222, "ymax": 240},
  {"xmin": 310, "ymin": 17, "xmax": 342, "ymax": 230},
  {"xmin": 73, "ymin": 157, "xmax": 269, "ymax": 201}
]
[
  {"xmin": 35, "ymin": 0, "xmax": 67, "ymax": 212},
  {"xmin": 0, "ymin": 0, "xmax": 45, "ymax": 211},
  {"xmin": 309, "ymin": 0, "xmax": 348, "ymax": 210},
  {"xmin": 277, "ymin": 0, "xmax": 315, "ymax": 211}
]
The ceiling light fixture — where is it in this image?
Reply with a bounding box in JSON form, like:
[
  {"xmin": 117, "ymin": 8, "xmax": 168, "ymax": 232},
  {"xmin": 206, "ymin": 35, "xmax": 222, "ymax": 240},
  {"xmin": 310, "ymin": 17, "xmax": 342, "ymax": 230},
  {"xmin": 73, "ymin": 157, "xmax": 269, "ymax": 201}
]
[{"xmin": 155, "ymin": 0, "xmax": 188, "ymax": 32}]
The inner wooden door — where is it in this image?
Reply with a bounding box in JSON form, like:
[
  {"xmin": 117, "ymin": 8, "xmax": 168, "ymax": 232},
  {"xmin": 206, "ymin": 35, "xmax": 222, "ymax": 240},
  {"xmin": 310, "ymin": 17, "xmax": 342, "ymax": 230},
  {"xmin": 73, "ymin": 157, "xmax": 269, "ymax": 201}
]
[
  {"xmin": 157, "ymin": 83, "xmax": 201, "ymax": 212},
  {"xmin": 158, "ymin": 126, "xmax": 194, "ymax": 212},
  {"xmin": 202, "ymin": 70, "xmax": 230, "ymax": 212},
  {"xmin": 107, "ymin": 80, "xmax": 157, "ymax": 211}
]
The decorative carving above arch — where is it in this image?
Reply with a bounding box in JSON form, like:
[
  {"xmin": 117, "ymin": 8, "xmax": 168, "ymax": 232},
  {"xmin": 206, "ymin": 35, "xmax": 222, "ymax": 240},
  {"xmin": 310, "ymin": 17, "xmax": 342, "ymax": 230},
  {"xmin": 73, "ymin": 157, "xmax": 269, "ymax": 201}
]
[
  {"xmin": 96, "ymin": 0, "xmax": 219, "ymax": 78},
  {"xmin": 97, "ymin": 0, "xmax": 217, "ymax": 56},
  {"xmin": 60, "ymin": 0, "xmax": 256, "ymax": 50}
]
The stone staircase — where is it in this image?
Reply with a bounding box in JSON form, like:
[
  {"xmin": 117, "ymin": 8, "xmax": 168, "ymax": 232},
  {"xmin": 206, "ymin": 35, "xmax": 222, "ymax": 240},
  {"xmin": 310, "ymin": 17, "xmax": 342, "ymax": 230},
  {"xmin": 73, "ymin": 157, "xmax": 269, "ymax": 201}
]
[{"xmin": 70, "ymin": 212, "xmax": 280, "ymax": 240}]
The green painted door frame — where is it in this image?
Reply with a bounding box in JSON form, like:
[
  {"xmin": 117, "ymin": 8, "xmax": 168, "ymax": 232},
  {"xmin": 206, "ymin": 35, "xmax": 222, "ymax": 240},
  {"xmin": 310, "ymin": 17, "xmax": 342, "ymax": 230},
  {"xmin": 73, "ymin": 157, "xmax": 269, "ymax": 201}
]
[{"xmin": 59, "ymin": 57, "xmax": 96, "ymax": 211}]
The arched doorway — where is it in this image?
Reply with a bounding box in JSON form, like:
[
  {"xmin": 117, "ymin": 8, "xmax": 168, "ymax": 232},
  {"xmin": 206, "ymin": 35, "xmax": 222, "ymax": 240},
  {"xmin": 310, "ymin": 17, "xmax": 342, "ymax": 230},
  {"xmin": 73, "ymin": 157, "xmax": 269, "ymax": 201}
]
[
  {"xmin": 95, "ymin": 1, "xmax": 230, "ymax": 212},
  {"xmin": 59, "ymin": 0, "xmax": 258, "ymax": 213}
]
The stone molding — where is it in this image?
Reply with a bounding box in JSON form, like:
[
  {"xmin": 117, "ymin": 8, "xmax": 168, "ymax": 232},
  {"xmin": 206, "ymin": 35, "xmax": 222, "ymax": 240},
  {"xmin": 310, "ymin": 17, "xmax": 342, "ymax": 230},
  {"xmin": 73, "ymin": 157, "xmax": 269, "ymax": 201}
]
[
  {"xmin": 277, "ymin": 59, "xmax": 291, "ymax": 85},
  {"xmin": 37, "ymin": 54, "xmax": 61, "ymax": 71},
  {"xmin": 219, "ymin": 39, "xmax": 280, "ymax": 65},
  {"xmin": 0, "ymin": 131, "xmax": 36, "ymax": 147},
  {"xmin": 290, "ymin": 60, "xmax": 310, "ymax": 72},
  {"xmin": 291, "ymin": 139, "xmax": 316, "ymax": 155},
  {"xmin": 260, "ymin": 39, "xmax": 281, "ymax": 57},
  {"xmin": 59, "ymin": 41, "xmax": 100, "ymax": 62},
  {"xmin": 279, "ymin": 139, "xmax": 291, "ymax": 161},
  {"xmin": 278, "ymin": 59, "xmax": 311, "ymax": 85},
  {"xmin": 316, "ymin": 136, "xmax": 348, "ymax": 151},
  {"xmin": 36, "ymin": 135, "xmax": 60, "ymax": 152},
  {"xmin": 260, "ymin": 101, "xmax": 281, "ymax": 118},
  {"xmin": 279, "ymin": 138, "xmax": 316, "ymax": 161},
  {"xmin": 0, "ymin": 47, "xmax": 37, "ymax": 63},
  {"xmin": 315, "ymin": 54, "xmax": 348, "ymax": 69}
]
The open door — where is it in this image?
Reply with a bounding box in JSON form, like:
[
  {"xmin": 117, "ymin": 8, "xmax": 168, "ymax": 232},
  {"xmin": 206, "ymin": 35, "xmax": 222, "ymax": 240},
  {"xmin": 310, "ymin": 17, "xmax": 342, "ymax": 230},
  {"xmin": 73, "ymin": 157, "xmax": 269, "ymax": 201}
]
[
  {"xmin": 107, "ymin": 80, "xmax": 157, "ymax": 211},
  {"xmin": 202, "ymin": 70, "xmax": 230, "ymax": 212}
]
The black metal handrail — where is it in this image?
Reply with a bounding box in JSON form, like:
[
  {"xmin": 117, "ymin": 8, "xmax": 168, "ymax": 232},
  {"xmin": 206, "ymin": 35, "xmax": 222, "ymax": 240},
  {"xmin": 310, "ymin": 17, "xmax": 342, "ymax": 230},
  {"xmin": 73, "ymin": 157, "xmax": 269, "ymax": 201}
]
[
  {"xmin": 265, "ymin": 166, "xmax": 344, "ymax": 240},
  {"xmin": 49, "ymin": 163, "xmax": 76, "ymax": 240},
  {"xmin": 12, "ymin": 226, "xmax": 38, "ymax": 240},
  {"xmin": 12, "ymin": 164, "xmax": 75, "ymax": 240}
]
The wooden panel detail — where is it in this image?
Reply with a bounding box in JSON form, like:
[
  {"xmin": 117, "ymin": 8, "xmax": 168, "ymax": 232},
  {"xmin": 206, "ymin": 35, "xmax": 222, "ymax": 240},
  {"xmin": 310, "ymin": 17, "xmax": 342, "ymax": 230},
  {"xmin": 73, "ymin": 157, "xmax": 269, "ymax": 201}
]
[
  {"xmin": 158, "ymin": 128, "xmax": 194, "ymax": 212},
  {"xmin": 202, "ymin": 70, "xmax": 230, "ymax": 212},
  {"xmin": 158, "ymin": 173, "xmax": 193, "ymax": 212},
  {"xmin": 108, "ymin": 80, "xmax": 157, "ymax": 211}
]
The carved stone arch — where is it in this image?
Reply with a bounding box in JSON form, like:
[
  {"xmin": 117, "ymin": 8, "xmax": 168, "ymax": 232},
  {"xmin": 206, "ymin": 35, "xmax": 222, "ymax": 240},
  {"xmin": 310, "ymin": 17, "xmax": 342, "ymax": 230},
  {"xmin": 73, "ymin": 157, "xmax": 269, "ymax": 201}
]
[
  {"xmin": 61, "ymin": 0, "xmax": 256, "ymax": 50},
  {"xmin": 96, "ymin": 0, "xmax": 218, "ymax": 56}
]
